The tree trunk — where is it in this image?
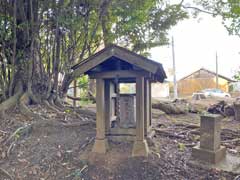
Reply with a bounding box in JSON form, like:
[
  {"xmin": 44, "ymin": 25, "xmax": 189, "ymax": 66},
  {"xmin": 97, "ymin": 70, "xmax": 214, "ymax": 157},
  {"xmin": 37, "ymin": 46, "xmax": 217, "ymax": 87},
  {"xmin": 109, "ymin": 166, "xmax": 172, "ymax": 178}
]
[
  {"xmin": 0, "ymin": 0, "xmax": 58, "ymax": 117},
  {"xmin": 61, "ymin": 73, "xmax": 73, "ymax": 99},
  {"xmin": 89, "ymin": 79, "xmax": 96, "ymax": 95}
]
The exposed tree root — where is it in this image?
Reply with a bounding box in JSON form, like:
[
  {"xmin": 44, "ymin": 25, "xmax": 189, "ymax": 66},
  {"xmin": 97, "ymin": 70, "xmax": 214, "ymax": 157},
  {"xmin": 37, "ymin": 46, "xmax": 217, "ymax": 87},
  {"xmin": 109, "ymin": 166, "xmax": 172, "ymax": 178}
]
[
  {"xmin": 28, "ymin": 89, "xmax": 41, "ymax": 104},
  {"xmin": 0, "ymin": 168, "xmax": 14, "ymax": 180},
  {"xmin": 48, "ymin": 97, "xmax": 63, "ymax": 111},
  {"xmin": 54, "ymin": 96, "xmax": 65, "ymax": 109},
  {"xmin": 0, "ymin": 90, "xmax": 23, "ymax": 119},
  {"xmin": 0, "ymin": 91, "xmax": 22, "ymax": 111},
  {"xmin": 43, "ymin": 100, "xmax": 61, "ymax": 113},
  {"xmin": 75, "ymin": 108, "xmax": 96, "ymax": 120},
  {"xmin": 5, "ymin": 124, "xmax": 32, "ymax": 145},
  {"xmin": 19, "ymin": 93, "xmax": 44, "ymax": 120},
  {"xmin": 7, "ymin": 141, "xmax": 15, "ymax": 157}
]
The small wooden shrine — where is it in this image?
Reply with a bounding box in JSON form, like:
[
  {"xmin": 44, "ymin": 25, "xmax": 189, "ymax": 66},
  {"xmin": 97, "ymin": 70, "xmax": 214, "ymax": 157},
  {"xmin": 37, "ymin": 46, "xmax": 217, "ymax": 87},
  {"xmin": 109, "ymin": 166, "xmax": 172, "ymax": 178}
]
[{"xmin": 72, "ymin": 44, "xmax": 167, "ymax": 157}]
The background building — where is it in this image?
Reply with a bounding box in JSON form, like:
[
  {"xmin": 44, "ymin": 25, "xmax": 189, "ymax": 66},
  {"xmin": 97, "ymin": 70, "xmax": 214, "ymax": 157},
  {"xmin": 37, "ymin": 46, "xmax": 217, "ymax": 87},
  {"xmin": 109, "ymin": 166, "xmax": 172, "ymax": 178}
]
[{"xmin": 178, "ymin": 68, "xmax": 235, "ymax": 96}]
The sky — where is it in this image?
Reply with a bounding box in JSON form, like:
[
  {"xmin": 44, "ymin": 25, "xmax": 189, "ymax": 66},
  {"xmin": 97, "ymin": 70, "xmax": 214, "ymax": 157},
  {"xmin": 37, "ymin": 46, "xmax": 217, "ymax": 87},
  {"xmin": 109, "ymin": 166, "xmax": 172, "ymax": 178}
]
[{"xmin": 150, "ymin": 14, "xmax": 240, "ymax": 81}]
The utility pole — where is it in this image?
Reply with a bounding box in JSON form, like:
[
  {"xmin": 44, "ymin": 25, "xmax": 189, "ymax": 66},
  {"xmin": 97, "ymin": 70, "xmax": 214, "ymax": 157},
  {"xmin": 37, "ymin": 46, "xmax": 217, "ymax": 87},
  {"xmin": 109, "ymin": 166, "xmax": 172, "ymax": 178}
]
[
  {"xmin": 172, "ymin": 36, "xmax": 178, "ymax": 99},
  {"xmin": 216, "ymin": 52, "xmax": 219, "ymax": 89}
]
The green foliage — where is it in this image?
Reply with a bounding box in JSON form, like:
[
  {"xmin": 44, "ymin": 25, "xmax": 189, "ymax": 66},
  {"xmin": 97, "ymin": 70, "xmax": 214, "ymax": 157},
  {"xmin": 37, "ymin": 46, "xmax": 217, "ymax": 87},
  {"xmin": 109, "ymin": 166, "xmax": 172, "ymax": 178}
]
[
  {"xmin": 75, "ymin": 75, "xmax": 89, "ymax": 100},
  {"xmin": 64, "ymin": 109, "xmax": 72, "ymax": 113},
  {"xmin": 221, "ymin": 0, "xmax": 240, "ymax": 36},
  {"xmin": 79, "ymin": 99, "xmax": 93, "ymax": 106},
  {"xmin": 78, "ymin": 75, "xmax": 89, "ymax": 91},
  {"xmin": 195, "ymin": 0, "xmax": 240, "ymax": 36},
  {"xmin": 233, "ymin": 67, "xmax": 240, "ymax": 80},
  {"xmin": 106, "ymin": 0, "xmax": 188, "ymax": 54},
  {"xmin": 0, "ymin": 0, "xmax": 189, "ymax": 100},
  {"xmin": 178, "ymin": 143, "xmax": 186, "ymax": 151}
]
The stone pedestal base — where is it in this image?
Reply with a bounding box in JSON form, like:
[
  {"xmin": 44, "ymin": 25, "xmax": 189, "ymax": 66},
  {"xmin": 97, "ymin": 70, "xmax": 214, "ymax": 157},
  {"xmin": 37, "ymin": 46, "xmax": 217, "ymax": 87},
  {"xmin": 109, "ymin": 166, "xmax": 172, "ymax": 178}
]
[
  {"xmin": 132, "ymin": 140, "xmax": 149, "ymax": 157},
  {"xmin": 192, "ymin": 145, "xmax": 226, "ymax": 164},
  {"xmin": 188, "ymin": 152, "xmax": 240, "ymax": 174},
  {"xmin": 92, "ymin": 139, "xmax": 108, "ymax": 154}
]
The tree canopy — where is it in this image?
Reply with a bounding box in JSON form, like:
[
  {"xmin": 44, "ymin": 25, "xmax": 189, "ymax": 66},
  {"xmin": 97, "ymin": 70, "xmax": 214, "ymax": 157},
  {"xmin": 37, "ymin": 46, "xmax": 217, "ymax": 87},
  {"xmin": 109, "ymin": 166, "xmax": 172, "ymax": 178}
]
[
  {"xmin": 234, "ymin": 67, "xmax": 240, "ymax": 80},
  {"xmin": 189, "ymin": 0, "xmax": 240, "ymax": 36},
  {"xmin": 0, "ymin": 0, "xmax": 188, "ymax": 117}
]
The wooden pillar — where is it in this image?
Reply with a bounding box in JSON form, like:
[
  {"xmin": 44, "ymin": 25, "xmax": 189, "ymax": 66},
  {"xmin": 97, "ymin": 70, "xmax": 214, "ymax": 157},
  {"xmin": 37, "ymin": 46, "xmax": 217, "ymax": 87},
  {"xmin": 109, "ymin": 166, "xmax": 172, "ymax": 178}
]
[
  {"xmin": 132, "ymin": 76, "xmax": 149, "ymax": 157},
  {"xmin": 115, "ymin": 80, "xmax": 120, "ymax": 126},
  {"xmin": 149, "ymin": 82, "xmax": 152, "ymax": 126},
  {"xmin": 144, "ymin": 78, "xmax": 150, "ymax": 136},
  {"xmin": 92, "ymin": 78, "xmax": 108, "ymax": 153},
  {"xmin": 105, "ymin": 80, "xmax": 111, "ymax": 134},
  {"xmin": 110, "ymin": 82, "xmax": 116, "ymax": 120}
]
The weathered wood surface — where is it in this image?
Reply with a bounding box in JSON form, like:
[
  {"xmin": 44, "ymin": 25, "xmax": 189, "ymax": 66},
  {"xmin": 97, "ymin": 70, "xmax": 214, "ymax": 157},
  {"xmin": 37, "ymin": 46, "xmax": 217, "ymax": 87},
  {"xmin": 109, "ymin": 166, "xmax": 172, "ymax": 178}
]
[
  {"xmin": 72, "ymin": 45, "xmax": 166, "ymax": 82},
  {"xmin": 114, "ymin": 47, "xmax": 158, "ymax": 73},
  {"xmin": 144, "ymin": 79, "xmax": 150, "ymax": 135},
  {"xmin": 95, "ymin": 78, "xmax": 105, "ymax": 139},
  {"xmin": 89, "ymin": 70, "xmax": 150, "ymax": 79},
  {"xmin": 135, "ymin": 77, "xmax": 145, "ymax": 141}
]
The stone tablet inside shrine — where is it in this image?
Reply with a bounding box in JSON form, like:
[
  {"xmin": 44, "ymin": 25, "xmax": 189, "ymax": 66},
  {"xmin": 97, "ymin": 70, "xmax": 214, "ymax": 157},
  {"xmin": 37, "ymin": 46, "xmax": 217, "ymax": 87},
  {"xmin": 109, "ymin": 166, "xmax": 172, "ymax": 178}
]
[{"xmin": 119, "ymin": 94, "xmax": 136, "ymax": 128}]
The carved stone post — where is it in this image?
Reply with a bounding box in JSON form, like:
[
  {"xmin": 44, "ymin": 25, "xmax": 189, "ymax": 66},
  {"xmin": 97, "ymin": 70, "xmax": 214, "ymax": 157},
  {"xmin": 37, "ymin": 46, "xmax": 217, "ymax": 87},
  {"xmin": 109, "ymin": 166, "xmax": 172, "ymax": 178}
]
[
  {"xmin": 234, "ymin": 100, "xmax": 240, "ymax": 121},
  {"xmin": 192, "ymin": 114, "xmax": 226, "ymax": 164}
]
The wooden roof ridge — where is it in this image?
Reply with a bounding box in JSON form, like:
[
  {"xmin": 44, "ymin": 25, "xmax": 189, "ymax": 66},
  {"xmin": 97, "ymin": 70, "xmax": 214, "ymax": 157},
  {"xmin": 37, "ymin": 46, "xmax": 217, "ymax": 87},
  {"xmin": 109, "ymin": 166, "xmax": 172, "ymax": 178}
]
[
  {"xmin": 178, "ymin": 67, "xmax": 236, "ymax": 82},
  {"xmin": 71, "ymin": 45, "xmax": 111, "ymax": 70},
  {"xmin": 109, "ymin": 44, "xmax": 163, "ymax": 67},
  {"xmin": 71, "ymin": 44, "xmax": 167, "ymax": 81}
]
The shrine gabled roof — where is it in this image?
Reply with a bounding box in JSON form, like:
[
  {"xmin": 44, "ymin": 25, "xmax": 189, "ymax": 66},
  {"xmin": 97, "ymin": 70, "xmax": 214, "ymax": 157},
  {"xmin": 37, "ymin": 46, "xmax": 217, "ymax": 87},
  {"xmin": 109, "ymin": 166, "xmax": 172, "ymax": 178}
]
[{"xmin": 71, "ymin": 44, "xmax": 167, "ymax": 82}]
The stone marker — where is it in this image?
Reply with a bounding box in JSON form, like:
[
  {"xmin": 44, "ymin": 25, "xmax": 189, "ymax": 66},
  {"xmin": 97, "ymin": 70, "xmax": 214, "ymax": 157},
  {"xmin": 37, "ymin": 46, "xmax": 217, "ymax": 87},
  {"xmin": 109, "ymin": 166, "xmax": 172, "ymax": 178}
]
[
  {"xmin": 233, "ymin": 100, "xmax": 240, "ymax": 121},
  {"xmin": 192, "ymin": 114, "xmax": 226, "ymax": 164},
  {"xmin": 119, "ymin": 94, "xmax": 136, "ymax": 128}
]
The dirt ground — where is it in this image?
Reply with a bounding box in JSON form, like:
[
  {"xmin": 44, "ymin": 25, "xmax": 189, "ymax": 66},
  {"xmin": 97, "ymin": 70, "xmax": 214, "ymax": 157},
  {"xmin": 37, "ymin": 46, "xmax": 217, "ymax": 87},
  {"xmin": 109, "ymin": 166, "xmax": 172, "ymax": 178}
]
[{"xmin": 0, "ymin": 101, "xmax": 239, "ymax": 180}]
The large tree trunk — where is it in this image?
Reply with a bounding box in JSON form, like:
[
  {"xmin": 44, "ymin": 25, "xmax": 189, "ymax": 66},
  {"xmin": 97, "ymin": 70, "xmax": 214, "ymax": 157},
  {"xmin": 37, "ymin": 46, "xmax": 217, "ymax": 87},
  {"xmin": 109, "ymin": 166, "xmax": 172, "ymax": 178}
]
[
  {"xmin": 0, "ymin": 0, "xmax": 109, "ymax": 118},
  {"xmin": 61, "ymin": 73, "xmax": 73, "ymax": 99},
  {"xmin": 0, "ymin": 0, "xmax": 58, "ymax": 117}
]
